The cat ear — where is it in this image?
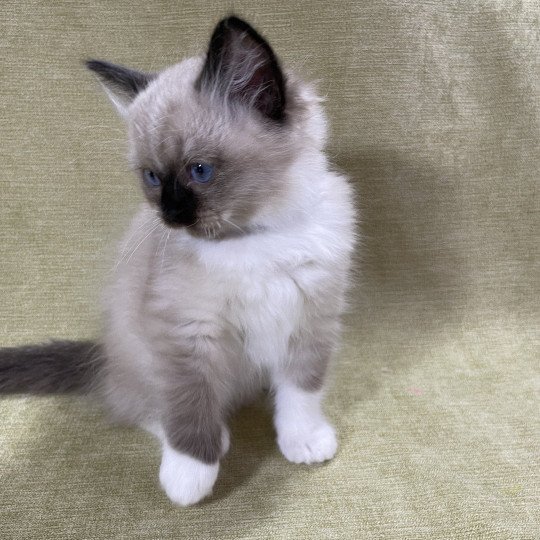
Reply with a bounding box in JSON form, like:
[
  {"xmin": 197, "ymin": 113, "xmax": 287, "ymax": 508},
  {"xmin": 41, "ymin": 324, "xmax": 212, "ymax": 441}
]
[
  {"xmin": 86, "ymin": 60, "xmax": 154, "ymax": 117},
  {"xmin": 197, "ymin": 16, "xmax": 286, "ymax": 122}
]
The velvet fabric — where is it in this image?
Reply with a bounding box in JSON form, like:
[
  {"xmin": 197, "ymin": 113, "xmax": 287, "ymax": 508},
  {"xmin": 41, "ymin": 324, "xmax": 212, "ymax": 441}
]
[{"xmin": 1, "ymin": 1, "xmax": 538, "ymax": 537}]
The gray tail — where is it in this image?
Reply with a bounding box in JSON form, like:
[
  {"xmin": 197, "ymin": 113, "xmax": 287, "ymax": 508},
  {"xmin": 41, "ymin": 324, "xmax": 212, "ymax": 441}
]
[{"xmin": 0, "ymin": 340, "xmax": 103, "ymax": 395}]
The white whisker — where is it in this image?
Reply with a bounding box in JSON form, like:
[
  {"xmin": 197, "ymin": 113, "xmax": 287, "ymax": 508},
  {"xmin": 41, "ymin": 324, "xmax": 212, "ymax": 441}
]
[
  {"xmin": 160, "ymin": 229, "xmax": 171, "ymax": 274},
  {"xmin": 222, "ymin": 217, "xmax": 246, "ymax": 235},
  {"xmin": 124, "ymin": 222, "xmax": 162, "ymax": 266},
  {"xmin": 118, "ymin": 215, "xmax": 160, "ymax": 266}
]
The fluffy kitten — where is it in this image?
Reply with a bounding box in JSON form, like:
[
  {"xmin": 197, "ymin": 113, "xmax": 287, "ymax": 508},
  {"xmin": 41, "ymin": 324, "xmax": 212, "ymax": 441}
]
[{"xmin": 0, "ymin": 16, "xmax": 356, "ymax": 506}]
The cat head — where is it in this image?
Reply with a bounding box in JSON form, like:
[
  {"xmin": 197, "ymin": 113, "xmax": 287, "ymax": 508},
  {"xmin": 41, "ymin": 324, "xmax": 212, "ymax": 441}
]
[{"xmin": 87, "ymin": 16, "xmax": 326, "ymax": 238}]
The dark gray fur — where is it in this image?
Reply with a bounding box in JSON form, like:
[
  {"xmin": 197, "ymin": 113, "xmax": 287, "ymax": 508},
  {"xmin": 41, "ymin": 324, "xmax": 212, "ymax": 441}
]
[
  {"xmin": 85, "ymin": 60, "xmax": 154, "ymax": 101},
  {"xmin": 0, "ymin": 340, "xmax": 102, "ymax": 394},
  {"xmin": 162, "ymin": 358, "xmax": 224, "ymax": 463}
]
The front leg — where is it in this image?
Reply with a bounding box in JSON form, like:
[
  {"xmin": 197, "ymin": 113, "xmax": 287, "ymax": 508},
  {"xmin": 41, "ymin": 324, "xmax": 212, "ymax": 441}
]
[
  {"xmin": 158, "ymin": 350, "xmax": 229, "ymax": 506},
  {"xmin": 272, "ymin": 331, "xmax": 339, "ymax": 464}
]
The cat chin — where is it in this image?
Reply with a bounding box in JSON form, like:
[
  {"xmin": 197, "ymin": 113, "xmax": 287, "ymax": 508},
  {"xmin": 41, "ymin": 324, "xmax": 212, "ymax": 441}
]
[
  {"xmin": 166, "ymin": 220, "xmax": 248, "ymax": 241},
  {"xmin": 158, "ymin": 212, "xmax": 234, "ymax": 240}
]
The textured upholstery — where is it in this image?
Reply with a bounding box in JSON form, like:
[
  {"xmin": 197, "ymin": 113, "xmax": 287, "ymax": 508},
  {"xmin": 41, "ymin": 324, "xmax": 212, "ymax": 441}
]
[{"xmin": 1, "ymin": 1, "xmax": 538, "ymax": 538}]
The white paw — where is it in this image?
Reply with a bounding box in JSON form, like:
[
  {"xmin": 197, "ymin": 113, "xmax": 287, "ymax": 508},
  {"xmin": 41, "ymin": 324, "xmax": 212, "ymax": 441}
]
[
  {"xmin": 159, "ymin": 443, "xmax": 219, "ymax": 506},
  {"xmin": 277, "ymin": 421, "xmax": 338, "ymax": 464}
]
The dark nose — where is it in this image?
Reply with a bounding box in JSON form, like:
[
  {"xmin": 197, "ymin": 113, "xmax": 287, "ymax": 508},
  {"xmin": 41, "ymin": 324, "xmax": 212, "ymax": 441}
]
[{"xmin": 160, "ymin": 178, "xmax": 198, "ymax": 227}]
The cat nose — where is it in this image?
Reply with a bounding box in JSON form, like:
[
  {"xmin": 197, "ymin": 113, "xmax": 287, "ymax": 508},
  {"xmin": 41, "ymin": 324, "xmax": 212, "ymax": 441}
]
[{"xmin": 160, "ymin": 181, "xmax": 198, "ymax": 227}]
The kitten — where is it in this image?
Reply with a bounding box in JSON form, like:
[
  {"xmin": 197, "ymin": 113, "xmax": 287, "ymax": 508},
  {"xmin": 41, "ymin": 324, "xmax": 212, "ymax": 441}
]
[{"xmin": 0, "ymin": 16, "xmax": 356, "ymax": 506}]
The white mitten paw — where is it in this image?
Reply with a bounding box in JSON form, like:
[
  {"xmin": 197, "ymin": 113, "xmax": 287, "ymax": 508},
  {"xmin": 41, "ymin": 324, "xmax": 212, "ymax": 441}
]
[
  {"xmin": 277, "ymin": 420, "xmax": 338, "ymax": 464},
  {"xmin": 159, "ymin": 443, "xmax": 219, "ymax": 506}
]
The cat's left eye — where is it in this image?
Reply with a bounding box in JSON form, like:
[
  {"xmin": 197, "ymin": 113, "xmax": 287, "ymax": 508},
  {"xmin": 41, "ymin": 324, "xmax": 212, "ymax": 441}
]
[
  {"xmin": 189, "ymin": 163, "xmax": 214, "ymax": 184},
  {"xmin": 143, "ymin": 169, "xmax": 161, "ymax": 187}
]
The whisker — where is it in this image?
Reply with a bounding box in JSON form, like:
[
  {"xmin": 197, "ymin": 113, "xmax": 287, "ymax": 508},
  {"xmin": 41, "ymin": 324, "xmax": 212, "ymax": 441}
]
[
  {"xmin": 222, "ymin": 217, "xmax": 246, "ymax": 235},
  {"xmin": 124, "ymin": 222, "xmax": 162, "ymax": 266},
  {"xmin": 156, "ymin": 228, "xmax": 167, "ymax": 257},
  {"xmin": 160, "ymin": 229, "xmax": 171, "ymax": 274},
  {"xmin": 115, "ymin": 216, "xmax": 160, "ymax": 269},
  {"xmin": 186, "ymin": 219, "xmax": 200, "ymax": 229},
  {"xmin": 120, "ymin": 215, "xmax": 160, "ymax": 257}
]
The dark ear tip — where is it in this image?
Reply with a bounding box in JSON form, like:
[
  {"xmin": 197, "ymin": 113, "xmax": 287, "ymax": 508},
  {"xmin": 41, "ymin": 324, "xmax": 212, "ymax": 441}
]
[
  {"xmin": 222, "ymin": 15, "xmax": 247, "ymax": 26},
  {"xmin": 83, "ymin": 60, "xmax": 154, "ymax": 101},
  {"xmin": 85, "ymin": 59, "xmax": 105, "ymax": 73},
  {"xmin": 217, "ymin": 15, "xmax": 255, "ymax": 34}
]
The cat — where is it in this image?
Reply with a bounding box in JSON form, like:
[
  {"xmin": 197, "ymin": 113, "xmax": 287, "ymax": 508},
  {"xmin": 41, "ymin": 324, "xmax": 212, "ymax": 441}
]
[{"xmin": 0, "ymin": 16, "xmax": 356, "ymax": 506}]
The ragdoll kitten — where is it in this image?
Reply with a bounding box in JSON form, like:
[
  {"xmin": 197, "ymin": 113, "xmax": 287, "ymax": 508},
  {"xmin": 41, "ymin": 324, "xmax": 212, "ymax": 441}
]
[{"xmin": 0, "ymin": 16, "xmax": 356, "ymax": 506}]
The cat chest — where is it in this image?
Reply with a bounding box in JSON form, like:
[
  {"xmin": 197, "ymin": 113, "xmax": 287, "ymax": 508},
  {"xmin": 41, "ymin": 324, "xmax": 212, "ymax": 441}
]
[
  {"xmin": 224, "ymin": 269, "xmax": 305, "ymax": 366},
  {"xmin": 159, "ymin": 234, "xmax": 333, "ymax": 366},
  {"xmin": 149, "ymin": 260, "xmax": 308, "ymax": 366}
]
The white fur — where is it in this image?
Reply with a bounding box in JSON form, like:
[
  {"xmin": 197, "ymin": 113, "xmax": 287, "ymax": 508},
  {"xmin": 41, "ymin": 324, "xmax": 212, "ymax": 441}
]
[
  {"xmin": 274, "ymin": 381, "xmax": 338, "ymax": 464},
  {"xmin": 159, "ymin": 440, "xmax": 219, "ymax": 506},
  {"xmin": 178, "ymin": 153, "xmax": 355, "ymax": 370}
]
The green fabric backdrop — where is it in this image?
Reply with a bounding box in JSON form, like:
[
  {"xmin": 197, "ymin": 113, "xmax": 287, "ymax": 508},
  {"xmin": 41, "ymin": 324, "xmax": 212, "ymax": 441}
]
[{"xmin": 1, "ymin": 1, "xmax": 538, "ymax": 538}]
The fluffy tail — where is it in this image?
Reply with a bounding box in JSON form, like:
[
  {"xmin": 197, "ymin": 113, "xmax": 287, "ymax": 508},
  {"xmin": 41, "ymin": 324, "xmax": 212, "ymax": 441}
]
[{"xmin": 0, "ymin": 340, "xmax": 103, "ymax": 395}]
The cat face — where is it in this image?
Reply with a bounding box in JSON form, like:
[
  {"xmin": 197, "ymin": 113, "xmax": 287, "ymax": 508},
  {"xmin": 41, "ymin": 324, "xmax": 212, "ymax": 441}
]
[
  {"xmin": 127, "ymin": 56, "xmax": 296, "ymax": 238},
  {"xmin": 87, "ymin": 17, "xmax": 312, "ymax": 238}
]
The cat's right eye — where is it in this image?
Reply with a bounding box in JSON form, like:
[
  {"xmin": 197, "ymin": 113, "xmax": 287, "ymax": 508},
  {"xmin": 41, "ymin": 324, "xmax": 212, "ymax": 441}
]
[{"xmin": 143, "ymin": 169, "xmax": 161, "ymax": 187}]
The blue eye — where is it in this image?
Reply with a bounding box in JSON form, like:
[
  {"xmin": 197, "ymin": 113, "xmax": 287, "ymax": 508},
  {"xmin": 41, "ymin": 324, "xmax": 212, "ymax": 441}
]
[
  {"xmin": 189, "ymin": 163, "xmax": 214, "ymax": 183},
  {"xmin": 143, "ymin": 169, "xmax": 161, "ymax": 187}
]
